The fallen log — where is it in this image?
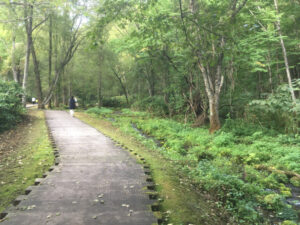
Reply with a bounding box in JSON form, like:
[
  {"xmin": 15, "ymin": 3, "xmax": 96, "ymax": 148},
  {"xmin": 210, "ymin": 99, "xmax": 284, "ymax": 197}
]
[{"xmin": 255, "ymin": 164, "xmax": 300, "ymax": 179}]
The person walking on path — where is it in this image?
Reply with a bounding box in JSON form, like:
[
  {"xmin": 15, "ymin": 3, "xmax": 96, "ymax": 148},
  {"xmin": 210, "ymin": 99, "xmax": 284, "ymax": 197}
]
[{"xmin": 69, "ymin": 96, "xmax": 76, "ymax": 117}]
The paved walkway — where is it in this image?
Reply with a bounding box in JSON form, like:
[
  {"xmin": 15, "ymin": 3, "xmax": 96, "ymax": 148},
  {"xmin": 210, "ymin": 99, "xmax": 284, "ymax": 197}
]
[{"xmin": 1, "ymin": 111, "xmax": 156, "ymax": 225}]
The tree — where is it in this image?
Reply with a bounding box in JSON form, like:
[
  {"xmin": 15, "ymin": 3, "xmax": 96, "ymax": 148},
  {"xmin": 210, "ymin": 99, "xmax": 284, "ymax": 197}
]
[{"xmin": 273, "ymin": 0, "xmax": 296, "ymax": 103}]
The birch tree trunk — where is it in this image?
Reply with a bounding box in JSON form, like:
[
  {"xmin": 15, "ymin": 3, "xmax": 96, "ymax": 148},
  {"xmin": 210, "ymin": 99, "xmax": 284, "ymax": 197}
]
[
  {"xmin": 197, "ymin": 37, "xmax": 225, "ymax": 133},
  {"xmin": 198, "ymin": 62, "xmax": 224, "ymax": 133},
  {"xmin": 274, "ymin": 0, "xmax": 296, "ymax": 103}
]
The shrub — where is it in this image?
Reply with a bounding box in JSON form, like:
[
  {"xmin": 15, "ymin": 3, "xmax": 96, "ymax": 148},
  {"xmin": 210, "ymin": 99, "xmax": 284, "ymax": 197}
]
[
  {"xmin": 0, "ymin": 80, "xmax": 25, "ymax": 132},
  {"xmin": 247, "ymin": 79, "xmax": 300, "ymax": 134},
  {"xmin": 131, "ymin": 96, "xmax": 169, "ymax": 116},
  {"xmin": 213, "ymin": 132, "xmax": 235, "ymax": 147},
  {"xmin": 290, "ymin": 177, "xmax": 300, "ymax": 187},
  {"xmin": 102, "ymin": 96, "xmax": 128, "ymax": 107},
  {"xmin": 263, "ymin": 194, "xmax": 284, "ymax": 210}
]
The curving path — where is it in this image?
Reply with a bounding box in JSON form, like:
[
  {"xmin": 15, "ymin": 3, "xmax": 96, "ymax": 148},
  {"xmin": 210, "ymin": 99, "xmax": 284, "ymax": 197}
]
[{"xmin": 1, "ymin": 111, "xmax": 156, "ymax": 225}]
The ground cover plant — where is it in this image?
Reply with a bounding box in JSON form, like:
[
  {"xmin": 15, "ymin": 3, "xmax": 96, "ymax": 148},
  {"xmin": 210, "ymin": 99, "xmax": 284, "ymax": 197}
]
[
  {"xmin": 84, "ymin": 107, "xmax": 300, "ymax": 224},
  {"xmin": 0, "ymin": 110, "xmax": 54, "ymax": 215}
]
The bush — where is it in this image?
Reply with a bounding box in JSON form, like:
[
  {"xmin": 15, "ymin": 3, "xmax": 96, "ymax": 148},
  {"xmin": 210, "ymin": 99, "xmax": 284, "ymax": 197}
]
[
  {"xmin": 102, "ymin": 96, "xmax": 128, "ymax": 107},
  {"xmin": 213, "ymin": 132, "xmax": 235, "ymax": 147},
  {"xmin": 0, "ymin": 80, "xmax": 25, "ymax": 132},
  {"xmin": 247, "ymin": 79, "xmax": 300, "ymax": 134},
  {"xmin": 131, "ymin": 96, "xmax": 169, "ymax": 116}
]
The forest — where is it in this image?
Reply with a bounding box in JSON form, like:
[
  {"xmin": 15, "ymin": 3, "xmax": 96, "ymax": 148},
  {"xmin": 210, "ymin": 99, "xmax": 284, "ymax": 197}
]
[{"xmin": 0, "ymin": 0, "xmax": 300, "ymax": 224}]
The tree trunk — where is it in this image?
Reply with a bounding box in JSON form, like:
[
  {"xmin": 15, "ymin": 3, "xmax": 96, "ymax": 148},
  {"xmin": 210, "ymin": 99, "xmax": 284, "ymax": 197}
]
[
  {"xmin": 17, "ymin": 68, "xmax": 21, "ymax": 83},
  {"xmin": 162, "ymin": 62, "xmax": 172, "ymax": 116},
  {"xmin": 198, "ymin": 66, "xmax": 223, "ymax": 133},
  {"xmin": 22, "ymin": 2, "xmax": 33, "ymax": 106},
  {"xmin": 145, "ymin": 62, "xmax": 155, "ymax": 97},
  {"xmin": 274, "ymin": 0, "xmax": 296, "ymax": 103},
  {"xmin": 257, "ymin": 72, "xmax": 262, "ymax": 98},
  {"xmin": 31, "ymin": 43, "xmax": 44, "ymax": 109},
  {"xmin": 266, "ymin": 51, "xmax": 273, "ymax": 93},
  {"xmin": 197, "ymin": 39, "xmax": 224, "ymax": 133},
  {"xmin": 55, "ymin": 76, "xmax": 61, "ymax": 107},
  {"xmin": 208, "ymin": 95, "xmax": 221, "ymax": 133},
  {"xmin": 97, "ymin": 70, "xmax": 102, "ymax": 108},
  {"xmin": 11, "ymin": 31, "xmax": 19, "ymax": 83},
  {"xmin": 111, "ymin": 67, "xmax": 129, "ymax": 105},
  {"xmin": 48, "ymin": 13, "xmax": 53, "ymax": 108},
  {"xmin": 43, "ymin": 37, "xmax": 80, "ymax": 105}
]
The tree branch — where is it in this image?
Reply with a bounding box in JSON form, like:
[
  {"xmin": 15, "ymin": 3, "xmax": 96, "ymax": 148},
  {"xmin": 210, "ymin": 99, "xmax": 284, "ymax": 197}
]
[
  {"xmin": 32, "ymin": 16, "xmax": 48, "ymax": 32},
  {"xmin": 231, "ymin": 0, "xmax": 248, "ymax": 20}
]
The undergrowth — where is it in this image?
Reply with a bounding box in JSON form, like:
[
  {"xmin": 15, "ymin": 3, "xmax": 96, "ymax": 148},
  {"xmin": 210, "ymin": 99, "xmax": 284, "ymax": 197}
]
[{"xmin": 85, "ymin": 107, "xmax": 300, "ymax": 224}]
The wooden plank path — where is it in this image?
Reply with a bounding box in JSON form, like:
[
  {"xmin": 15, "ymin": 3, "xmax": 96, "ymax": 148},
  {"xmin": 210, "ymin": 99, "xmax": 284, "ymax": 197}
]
[{"xmin": 1, "ymin": 111, "xmax": 157, "ymax": 225}]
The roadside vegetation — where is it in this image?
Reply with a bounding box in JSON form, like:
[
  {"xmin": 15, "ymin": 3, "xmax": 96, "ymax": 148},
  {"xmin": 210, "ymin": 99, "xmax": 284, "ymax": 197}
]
[
  {"xmin": 0, "ymin": 80, "xmax": 25, "ymax": 132},
  {"xmin": 76, "ymin": 111, "xmax": 227, "ymax": 225},
  {"xmin": 81, "ymin": 107, "xmax": 300, "ymax": 225},
  {"xmin": 0, "ymin": 110, "xmax": 54, "ymax": 214}
]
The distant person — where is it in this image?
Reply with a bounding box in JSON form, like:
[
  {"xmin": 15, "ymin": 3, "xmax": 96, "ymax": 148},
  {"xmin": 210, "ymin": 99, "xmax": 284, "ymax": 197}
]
[
  {"xmin": 69, "ymin": 96, "xmax": 76, "ymax": 117},
  {"xmin": 32, "ymin": 97, "xmax": 36, "ymax": 104}
]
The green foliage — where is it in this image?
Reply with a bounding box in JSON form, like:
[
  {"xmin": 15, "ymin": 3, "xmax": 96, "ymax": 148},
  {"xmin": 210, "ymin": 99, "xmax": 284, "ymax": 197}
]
[
  {"xmin": 248, "ymin": 80, "xmax": 300, "ymax": 133},
  {"xmin": 290, "ymin": 177, "xmax": 300, "ymax": 187},
  {"xmin": 99, "ymin": 110, "xmax": 300, "ymax": 224},
  {"xmin": 0, "ymin": 79, "xmax": 25, "ymax": 132},
  {"xmin": 85, "ymin": 107, "xmax": 113, "ymax": 115},
  {"xmin": 103, "ymin": 96, "xmax": 128, "ymax": 108},
  {"xmin": 212, "ymin": 132, "xmax": 234, "ymax": 147},
  {"xmin": 120, "ymin": 108, "xmax": 147, "ymax": 117},
  {"xmin": 282, "ymin": 220, "xmax": 298, "ymax": 225},
  {"xmin": 263, "ymin": 194, "xmax": 284, "ymax": 210},
  {"xmin": 277, "ymin": 206, "xmax": 298, "ymax": 221},
  {"xmin": 131, "ymin": 96, "xmax": 169, "ymax": 116}
]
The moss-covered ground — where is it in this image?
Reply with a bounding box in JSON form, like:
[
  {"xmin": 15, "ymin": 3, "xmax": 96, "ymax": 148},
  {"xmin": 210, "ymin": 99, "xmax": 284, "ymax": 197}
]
[{"xmin": 0, "ymin": 110, "xmax": 54, "ymax": 214}]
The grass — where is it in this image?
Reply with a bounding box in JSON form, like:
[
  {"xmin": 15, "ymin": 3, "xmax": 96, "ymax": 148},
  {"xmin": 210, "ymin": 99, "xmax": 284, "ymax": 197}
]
[
  {"xmin": 76, "ymin": 111, "xmax": 227, "ymax": 225},
  {"xmin": 0, "ymin": 109, "xmax": 54, "ymax": 214}
]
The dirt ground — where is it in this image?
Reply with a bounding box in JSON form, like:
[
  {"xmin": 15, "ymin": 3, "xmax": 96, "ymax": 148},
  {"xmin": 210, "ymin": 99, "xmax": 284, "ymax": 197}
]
[{"xmin": 0, "ymin": 115, "xmax": 33, "ymax": 160}]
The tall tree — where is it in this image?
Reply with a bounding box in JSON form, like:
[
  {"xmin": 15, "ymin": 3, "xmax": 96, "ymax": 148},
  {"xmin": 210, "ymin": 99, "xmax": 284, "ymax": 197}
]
[
  {"xmin": 273, "ymin": 0, "xmax": 296, "ymax": 103},
  {"xmin": 22, "ymin": 0, "xmax": 33, "ymax": 106}
]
